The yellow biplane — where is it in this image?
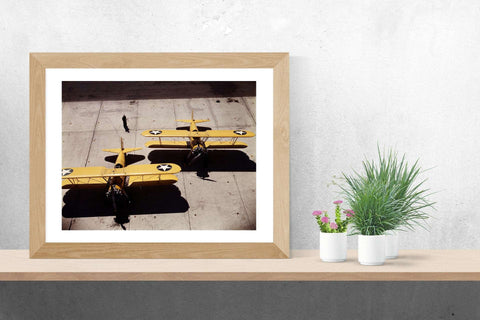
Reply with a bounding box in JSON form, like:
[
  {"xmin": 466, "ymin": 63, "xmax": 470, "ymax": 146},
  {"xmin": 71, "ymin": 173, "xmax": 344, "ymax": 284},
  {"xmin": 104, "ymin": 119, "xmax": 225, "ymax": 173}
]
[
  {"xmin": 62, "ymin": 139, "xmax": 181, "ymax": 210},
  {"xmin": 141, "ymin": 112, "xmax": 255, "ymax": 164}
]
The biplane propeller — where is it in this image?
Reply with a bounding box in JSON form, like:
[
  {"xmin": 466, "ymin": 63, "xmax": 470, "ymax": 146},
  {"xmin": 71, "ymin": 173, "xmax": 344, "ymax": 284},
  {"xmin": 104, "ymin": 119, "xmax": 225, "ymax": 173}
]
[
  {"xmin": 141, "ymin": 111, "xmax": 255, "ymax": 165},
  {"xmin": 62, "ymin": 138, "xmax": 181, "ymax": 212}
]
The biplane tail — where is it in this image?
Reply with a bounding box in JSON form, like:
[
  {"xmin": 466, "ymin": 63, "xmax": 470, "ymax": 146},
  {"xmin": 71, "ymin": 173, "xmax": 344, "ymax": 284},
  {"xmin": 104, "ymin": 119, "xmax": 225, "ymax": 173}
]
[
  {"xmin": 102, "ymin": 138, "xmax": 141, "ymax": 154},
  {"xmin": 176, "ymin": 111, "xmax": 209, "ymax": 124},
  {"xmin": 102, "ymin": 147, "xmax": 142, "ymax": 154}
]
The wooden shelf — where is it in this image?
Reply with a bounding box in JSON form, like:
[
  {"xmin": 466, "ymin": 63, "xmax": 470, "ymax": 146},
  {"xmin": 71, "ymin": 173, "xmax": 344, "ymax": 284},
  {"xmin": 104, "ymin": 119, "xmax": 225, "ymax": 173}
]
[{"xmin": 0, "ymin": 250, "xmax": 478, "ymax": 281}]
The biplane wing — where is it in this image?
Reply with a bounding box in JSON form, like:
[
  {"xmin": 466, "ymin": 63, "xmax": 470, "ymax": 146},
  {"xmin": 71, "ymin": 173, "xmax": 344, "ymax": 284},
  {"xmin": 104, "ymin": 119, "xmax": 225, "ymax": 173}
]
[
  {"xmin": 61, "ymin": 163, "xmax": 181, "ymax": 188},
  {"xmin": 144, "ymin": 140, "xmax": 249, "ymax": 149},
  {"xmin": 142, "ymin": 129, "xmax": 191, "ymax": 137},
  {"xmin": 61, "ymin": 166, "xmax": 110, "ymax": 188},
  {"xmin": 123, "ymin": 163, "xmax": 181, "ymax": 175},
  {"xmin": 142, "ymin": 129, "xmax": 255, "ymax": 138},
  {"xmin": 202, "ymin": 130, "xmax": 255, "ymax": 138},
  {"xmin": 123, "ymin": 163, "xmax": 181, "ymax": 187}
]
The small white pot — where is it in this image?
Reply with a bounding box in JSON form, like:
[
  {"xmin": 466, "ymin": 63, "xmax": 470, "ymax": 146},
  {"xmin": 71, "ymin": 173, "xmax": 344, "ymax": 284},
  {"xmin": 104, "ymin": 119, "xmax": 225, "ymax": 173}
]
[
  {"xmin": 319, "ymin": 231, "xmax": 347, "ymax": 262},
  {"xmin": 385, "ymin": 230, "xmax": 399, "ymax": 259},
  {"xmin": 358, "ymin": 235, "xmax": 386, "ymax": 266}
]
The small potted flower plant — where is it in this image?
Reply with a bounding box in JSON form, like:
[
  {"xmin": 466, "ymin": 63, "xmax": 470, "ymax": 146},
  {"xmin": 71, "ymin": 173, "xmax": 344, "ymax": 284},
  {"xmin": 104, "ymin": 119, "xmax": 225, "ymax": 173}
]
[{"xmin": 312, "ymin": 200, "xmax": 354, "ymax": 262}]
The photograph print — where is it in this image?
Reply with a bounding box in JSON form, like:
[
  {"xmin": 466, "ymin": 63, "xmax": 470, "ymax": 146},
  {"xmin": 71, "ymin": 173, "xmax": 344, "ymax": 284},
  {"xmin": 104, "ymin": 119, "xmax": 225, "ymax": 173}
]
[{"xmin": 61, "ymin": 81, "xmax": 256, "ymax": 231}]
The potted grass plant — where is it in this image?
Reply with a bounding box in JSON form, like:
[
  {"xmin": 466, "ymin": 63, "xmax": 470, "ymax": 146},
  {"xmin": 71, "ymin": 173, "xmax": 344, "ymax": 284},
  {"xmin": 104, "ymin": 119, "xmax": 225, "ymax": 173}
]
[
  {"xmin": 341, "ymin": 178, "xmax": 400, "ymax": 265},
  {"xmin": 312, "ymin": 200, "xmax": 353, "ymax": 262},
  {"xmin": 358, "ymin": 148, "xmax": 435, "ymax": 259},
  {"xmin": 342, "ymin": 147, "xmax": 435, "ymax": 264}
]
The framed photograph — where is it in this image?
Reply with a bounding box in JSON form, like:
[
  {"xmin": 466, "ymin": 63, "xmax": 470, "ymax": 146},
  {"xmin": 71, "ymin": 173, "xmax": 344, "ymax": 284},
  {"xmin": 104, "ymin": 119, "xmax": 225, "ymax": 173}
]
[{"xmin": 30, "ymin": 53, "xmax": 289, "ymax": 258}]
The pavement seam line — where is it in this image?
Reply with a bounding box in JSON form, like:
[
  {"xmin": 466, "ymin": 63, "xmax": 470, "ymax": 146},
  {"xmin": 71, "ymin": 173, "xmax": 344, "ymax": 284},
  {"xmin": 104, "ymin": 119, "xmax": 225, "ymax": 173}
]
[
  {"xmin": 172, "ymin": 100, "xmax": 191, "ymax": 230},
  {"xmin": 241, "ymin": 96, "xmax": 256, "ymax": 125},
  {"xmin": 172, "ymin": 99, "xmax": 178, "ymax": 127},
  {"xmin": 232, "ymin": 172, "xmax": 255, "ymax": 230},
  {"xmin": 134, "ymin": 100, "xmax": 139, "ymax": 152},
  {"xmin": 84, "ymin": 101, "xmax": 103, "ymax": 167},
  {"xmin": 181, "ymin": 171, "xmax": 192, "ymax": 230},
  {"xmin": 205, "ymin": 98, "xmax": 219, "ymax": 127},
  {"xmin": 67, "ymin": 101, "xmax": 102, "ymax": 231}
]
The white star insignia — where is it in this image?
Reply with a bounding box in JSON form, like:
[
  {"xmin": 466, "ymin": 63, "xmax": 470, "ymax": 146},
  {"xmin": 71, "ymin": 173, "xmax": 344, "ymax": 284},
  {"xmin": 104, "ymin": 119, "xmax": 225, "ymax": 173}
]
[
  {"xmin": 62, "ymin": 168, "xmax": 73, "ymax": 176},
  {"xmin": 234, "ymin": 130, "xmax": 247, "ymax": 135},
  {"xmin": 157, "ymin": 164, "xmax": 172, "ymax": 171},
  {"xmin": 150, "ymin": 130, "xmax": 162, "ymax": 135}
]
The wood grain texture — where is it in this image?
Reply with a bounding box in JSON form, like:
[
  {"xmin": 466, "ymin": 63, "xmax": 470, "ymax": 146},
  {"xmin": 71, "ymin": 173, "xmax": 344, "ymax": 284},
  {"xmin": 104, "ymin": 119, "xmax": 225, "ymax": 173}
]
[
  {"xmin": 29, "ymin": 53, "xmax": 290, "ymax": 259},
  {"xmin": 30, "ymin": 54, "xmax": 46, "ymax": 257},
  {"xmin": 29, "ymin": 53, "xmax": 287, "ymax": 68},
  {"xmin": 273, "ymin": 54, "xmax": 290, "ymax": 257},
  {"xmin": 31, "ymin": 243, "xmax": 287, "ymax": 259},
  {"xmin": 2, "ymin": 250, "xmax": 479, "ymax": 281}
]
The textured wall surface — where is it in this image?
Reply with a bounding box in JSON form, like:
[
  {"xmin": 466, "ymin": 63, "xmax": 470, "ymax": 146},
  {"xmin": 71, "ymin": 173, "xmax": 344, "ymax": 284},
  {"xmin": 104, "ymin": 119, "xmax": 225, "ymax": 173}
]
[
  {"xmin": 1, "ymin": 1, "xmax": 479, "ymax": 319},
  {"xmin": 1, "ymin": 1, "xmax": 480, "ymax": 250}
]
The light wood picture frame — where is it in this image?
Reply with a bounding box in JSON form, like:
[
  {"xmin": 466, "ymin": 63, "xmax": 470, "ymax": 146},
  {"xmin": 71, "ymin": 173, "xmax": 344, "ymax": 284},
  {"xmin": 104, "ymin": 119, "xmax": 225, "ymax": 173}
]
[{"xmin": 30, "ymin": 53, "xmax": 289, "ymax": 259}]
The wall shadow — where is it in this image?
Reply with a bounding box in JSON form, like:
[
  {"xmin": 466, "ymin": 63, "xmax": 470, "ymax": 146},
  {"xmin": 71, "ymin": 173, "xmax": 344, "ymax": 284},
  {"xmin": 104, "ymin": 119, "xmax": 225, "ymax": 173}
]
[
  {"xmin": 62, "ymin": 185, "xmax": 189, "ymax": 219},
  {"xmin": 62, "ymin": 81, "xmax": 256, "ymax": 102},
  {"xmin": 147, "ymin": 150, "xmax": 256, "ymax": 172}
]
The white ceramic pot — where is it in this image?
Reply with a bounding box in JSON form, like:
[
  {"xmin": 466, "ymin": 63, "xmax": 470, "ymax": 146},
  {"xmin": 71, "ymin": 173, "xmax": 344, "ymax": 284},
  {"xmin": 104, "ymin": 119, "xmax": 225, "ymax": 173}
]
[
  {"xmin": 358, "ymin": 235, "xmax": 386, "ymax": 266},
  {"xmin": 385, "ymin": 230, "xmax": 399, "ymax": 259},
  {"xmin": 319, "ymin": 231, "xmax": 347, "ymax": 262}
]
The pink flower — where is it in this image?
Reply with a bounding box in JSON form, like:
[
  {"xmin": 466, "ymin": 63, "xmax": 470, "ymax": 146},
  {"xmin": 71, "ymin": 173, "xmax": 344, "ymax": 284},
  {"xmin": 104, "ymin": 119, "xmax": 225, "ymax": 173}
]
[
  {"xmin": 345, "ymin": 209, "xmax": 355, "ymax": 217},
  {"xmin": 321, "ymin": 216, "xmax": 329, "ymax": 223},
  {"xmin": 330, "ymin": 222, "xmax": 338, "ymax": 229},
  {"xmin": 312, "ymin": 211, "xmax": 323, "ymax": 216},
  {"xmin": 333, "ymin": 200, "xmax": 343, "ymax": 205}
]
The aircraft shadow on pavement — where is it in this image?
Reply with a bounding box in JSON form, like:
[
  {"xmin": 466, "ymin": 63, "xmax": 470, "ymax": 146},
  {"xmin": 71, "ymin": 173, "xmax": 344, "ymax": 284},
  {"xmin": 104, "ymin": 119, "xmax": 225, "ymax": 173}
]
[
  {"xmin": 104, "ymin": 154, "xmax": 145, "ymax": 165},
  {"xmin": 175, "ymin": 126, "xmax": 212, "ymax": 132},
  {"xmin": 62, "ymin": 184, "xmax": 189, "ymax": 219},
  {"xmin": 147, "ymin": 149, "xmax": 256, "ymax": 172}
]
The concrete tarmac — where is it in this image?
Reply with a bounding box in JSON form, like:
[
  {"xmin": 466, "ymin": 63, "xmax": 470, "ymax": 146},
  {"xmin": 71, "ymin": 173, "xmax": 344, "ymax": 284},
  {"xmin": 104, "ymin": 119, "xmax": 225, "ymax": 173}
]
[{"xmin": 62, "ymin": 97, "xmax": 256, "ymax": 230}]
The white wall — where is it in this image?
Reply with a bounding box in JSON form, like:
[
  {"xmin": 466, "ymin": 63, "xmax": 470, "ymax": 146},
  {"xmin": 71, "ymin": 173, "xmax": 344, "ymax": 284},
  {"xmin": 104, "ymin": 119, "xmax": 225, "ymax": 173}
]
[{"xmin": 1, "ymin": 0, "xmax": 479, "ymax": 249}]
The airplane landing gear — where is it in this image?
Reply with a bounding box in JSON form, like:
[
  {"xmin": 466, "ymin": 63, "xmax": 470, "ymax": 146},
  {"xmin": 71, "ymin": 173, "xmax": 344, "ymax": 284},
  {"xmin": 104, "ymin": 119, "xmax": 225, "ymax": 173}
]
[{"xmin": 105, "ymin": 185, "xmax": 131, "ymax": 229}]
